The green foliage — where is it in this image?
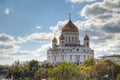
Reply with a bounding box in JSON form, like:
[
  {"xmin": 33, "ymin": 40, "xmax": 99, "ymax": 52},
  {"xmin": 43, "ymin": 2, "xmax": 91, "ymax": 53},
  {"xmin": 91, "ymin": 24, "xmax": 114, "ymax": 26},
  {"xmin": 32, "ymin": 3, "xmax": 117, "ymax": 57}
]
[
  {"xmin": 80, "ymin": 66, "xmax": 93, "ymax": 80},
  {"xmin": 0, "ymin": 65, "xmax": 5, "ymax": 70},
  {"xmin": 35, "ymin": 68, "xmax": 48, "ymax": 79},
  {"xmin": 116, "ymin": 74, "xmax": 120, "ymax": 80},
  {"xmin": 28, "ymin": 60, "xmax": 39, "ymax": 71},
  {"xmin": 48, "ymin": 62, "xmax": 83, "ymax": 80},
  {"xmin": 41, "ymin": 63, "xmax": 53, "ymax": 68},
  {"xmin": 5, "ymin": 60, "xmax": 40, "ymax": 79},
  {"xmin": 27, "ymin": 60, "xmax": 39, "ymax": 78},
  {"xmin": 83, "ymin": 57, "xmax": 95, "ymax": 66},
  {"xmin": 93, "ymin": 60, "xmax": 120, "ymax": 80},
  {"xmin": 1, "ymin": 59, "xmax": 120, "ymax": 80}
]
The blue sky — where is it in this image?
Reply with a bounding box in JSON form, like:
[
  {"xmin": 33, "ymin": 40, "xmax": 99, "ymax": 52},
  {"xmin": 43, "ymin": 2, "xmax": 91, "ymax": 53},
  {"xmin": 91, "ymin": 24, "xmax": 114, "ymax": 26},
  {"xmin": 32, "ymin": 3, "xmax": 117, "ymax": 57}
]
[
  {"xmin": 0, "ymin": 0, "xmax": 120, "ymax": 65},
  {"xmin": 0, "ymin": 0, "xmax": 88, "ymax": 36}
]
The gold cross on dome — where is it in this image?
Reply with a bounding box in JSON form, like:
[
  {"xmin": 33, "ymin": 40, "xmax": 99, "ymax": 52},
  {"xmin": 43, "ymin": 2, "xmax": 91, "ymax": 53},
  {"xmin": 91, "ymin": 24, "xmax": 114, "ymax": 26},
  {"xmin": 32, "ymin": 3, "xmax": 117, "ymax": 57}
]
[{"xmin": 69, "ymin": 13, "xmax": 71, "ymax": 20}]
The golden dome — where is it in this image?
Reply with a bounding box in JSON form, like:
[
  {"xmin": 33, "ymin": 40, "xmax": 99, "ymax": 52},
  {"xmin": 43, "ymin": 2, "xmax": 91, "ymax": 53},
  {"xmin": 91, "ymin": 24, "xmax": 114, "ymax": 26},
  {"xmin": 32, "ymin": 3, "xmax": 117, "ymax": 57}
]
[
  {"xmin": 59, "ymin": 34, "xmax": 65, "ymax": 40},
  {"xmin": 52, "ymin": 37, "xmax": 57, "ymax": 42},
  {"xmin": 62, "ymin": 20, "xmax": 78, "ymax": 32},
  {"xmin": 84, "ymin": 35, "xmax": 89, "ymax": 40}
]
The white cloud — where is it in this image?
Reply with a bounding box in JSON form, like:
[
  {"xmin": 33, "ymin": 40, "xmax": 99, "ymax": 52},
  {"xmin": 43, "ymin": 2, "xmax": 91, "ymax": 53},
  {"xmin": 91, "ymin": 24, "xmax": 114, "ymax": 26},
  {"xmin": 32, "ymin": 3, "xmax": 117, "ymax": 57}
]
[
  {"xmin": 103, "ymin": 0, "xmax": 120, "ymax": 12},
  {"xmin": 4, "ymin": 8, "xmax": 10, "ymax": 15},
  {"xmin": 50, "ymin": 20, "xmax": 68, "ymax": 36},
  {"xmin": 81, "ymin": 0, "xmax": 120, "ymax": 19},
  {"xmin": 0, "ymin": 33, "xmax": 52, "ymax": 64},
  {"xmin": 94, "ymin": 33, "xmax": 120, "ymax": 57},
  {"xmin": 78, "ymin": 0, "xmax": 120, "ymax": 57},
  {"xmin": 36, "ymin": 26, "xmax": 42, "ymax": 29},
  {"xmin": 0, "ymin": 33, "xmax": 14, "ymax": 42},
  {"xmin": 35, "ymin": 43, "xmax": 51, "ymax": 57},
  {"xmin": 17, "ymin": 32, "xmax": 53, "ymax": 43},
  {"xmin": 0, "ymin": 33, "xmax": 54, "ymax": 64},
  {"xmin": 79, "ymin": 0, "xmax": 120, "ymax": 34},
  {"xmin": 0, "ymin": 33, "xmax": 19, "ymax": 55},
  {"xmin": 0, "ymin": 33, "xmax": 25, "ymax": 64},
  {"xmin": 0, "ymin": 50, "xmax": 34, "ymax": 65},
  {"xmin": 66, "ymin": 0, "xmax": 96, "ymax": 3},
  {"xmin": 14, "ymin": 43, "xmax": 51, "ymax": 63}
]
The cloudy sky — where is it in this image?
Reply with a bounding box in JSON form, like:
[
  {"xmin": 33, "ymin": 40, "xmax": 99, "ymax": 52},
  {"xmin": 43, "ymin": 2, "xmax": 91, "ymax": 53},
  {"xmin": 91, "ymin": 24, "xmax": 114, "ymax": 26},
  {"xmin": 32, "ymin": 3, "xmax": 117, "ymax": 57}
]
[{"xmin": 0, "ymin": 0, "xmax": 120, "ymax": 65}]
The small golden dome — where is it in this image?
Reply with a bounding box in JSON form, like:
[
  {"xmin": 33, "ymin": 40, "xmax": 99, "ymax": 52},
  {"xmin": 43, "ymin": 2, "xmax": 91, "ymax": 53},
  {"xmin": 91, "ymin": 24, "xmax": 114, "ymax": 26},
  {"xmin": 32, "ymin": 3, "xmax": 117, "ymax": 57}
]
[
  {"xmin": 62, "ymin": 20, "xmax": 78, "ymax": 32},
  {"xmin": 52, "ymin": 37, "xmax": 57, "ymax": 42},
  {"xmin": 84, "ymin": 35, "xmax": 89, "ymax": 40},
  {"xmin": 59, "ymin": 34, "xmax": 65, "ymax": 40}
]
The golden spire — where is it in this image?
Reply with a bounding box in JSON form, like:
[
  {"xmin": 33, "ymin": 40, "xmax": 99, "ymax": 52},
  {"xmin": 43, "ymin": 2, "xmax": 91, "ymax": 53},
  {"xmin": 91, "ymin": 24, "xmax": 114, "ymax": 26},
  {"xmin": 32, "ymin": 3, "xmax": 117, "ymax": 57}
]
[
  {"xmin": 52, "ymin": 36, "xmax": 57, "ymax": 42},
  {"xmin": 62, "ymin": 14, "xmax": 78, "ymax": 32},
  {"xmin": 59, "ymin": 34, "xmax": 65, "ymax": 40},
  {"xmin": 86, "ymin": 30, "xmax": 87, "ymax": 35},
  {"xmin": 69, "ymin": 13, "xmax": 71, "ymax": 20},
  {"xmin": 84, "ymin": 30, "xmax": 89, "ymax": 40}
]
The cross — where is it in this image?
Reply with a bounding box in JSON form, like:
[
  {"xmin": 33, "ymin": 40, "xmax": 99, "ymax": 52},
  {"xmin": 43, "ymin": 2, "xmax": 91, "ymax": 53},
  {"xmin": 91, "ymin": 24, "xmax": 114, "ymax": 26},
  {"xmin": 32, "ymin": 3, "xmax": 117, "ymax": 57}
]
[
  {"xmin": 86, "ymin": 30, "xmax": 87, "ymax": 35},
  {"xmin": 69, "ymin": 13, "xmax": 71, "ymax": 20}
]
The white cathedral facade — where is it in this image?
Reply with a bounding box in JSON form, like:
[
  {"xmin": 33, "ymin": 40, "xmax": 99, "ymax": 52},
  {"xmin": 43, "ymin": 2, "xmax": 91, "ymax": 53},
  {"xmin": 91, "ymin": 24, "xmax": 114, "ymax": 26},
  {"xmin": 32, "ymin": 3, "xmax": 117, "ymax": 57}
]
[{"xmin": 47, "ymin": 19, "xmax": 94, "ymax": 65}]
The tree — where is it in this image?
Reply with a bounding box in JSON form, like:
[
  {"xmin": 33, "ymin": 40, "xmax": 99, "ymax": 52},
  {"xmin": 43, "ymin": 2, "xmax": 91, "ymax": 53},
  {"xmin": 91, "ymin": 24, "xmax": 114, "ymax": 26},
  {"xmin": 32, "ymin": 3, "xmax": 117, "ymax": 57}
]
[
  {"xmin": 28, "ymin": 60, "xmax": 39, "ymax": 70},
  {"xmin": 7, "ymin": 65, "xmax": 23, "ymax": 79},
  {"xmin": 93, "ymin": 60, "xmax": 120, "ymax": 80},
  {"xmin": 80, "ymin": 66, "xmax": 93, "ymax": 80},
  {"xmin": 35, "ymin": 68, "xmax": 48, "ymax": 79},
  {"xmin": 116, "ymin": 74, "xmax": 120, "ymax": 80},
  {"xmin": 40, "ymin": 63, "xmax": 53, "ymax": 69},
  {"xmin": 35, "ymin": 63, "xmax": 53, "ymax": 79},
  {"xmin": 83, "ymin": 57, "xmax": 95, "ymax": 66},
  {"xmin": 48, "ymin": 62, "xmax": 83, "ymax": 80},
  {"xmin": 7, "ymin": 60, "xmax": 40, "ymax": 79},
  {"xmin": 27, "ymin": 60, "xmax": 39, "ymax": 78}
]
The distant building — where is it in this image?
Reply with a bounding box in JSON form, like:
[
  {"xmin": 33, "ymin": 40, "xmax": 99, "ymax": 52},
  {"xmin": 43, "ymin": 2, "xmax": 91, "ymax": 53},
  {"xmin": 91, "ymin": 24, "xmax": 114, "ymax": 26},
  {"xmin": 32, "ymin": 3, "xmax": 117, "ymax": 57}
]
[
  {"xmin": 100, "ymin": 55, "xmax": 120, "ymax": 64},
  {"xmin": 47, "ymin": 17, "xmax": 94, "ymax": 65}
]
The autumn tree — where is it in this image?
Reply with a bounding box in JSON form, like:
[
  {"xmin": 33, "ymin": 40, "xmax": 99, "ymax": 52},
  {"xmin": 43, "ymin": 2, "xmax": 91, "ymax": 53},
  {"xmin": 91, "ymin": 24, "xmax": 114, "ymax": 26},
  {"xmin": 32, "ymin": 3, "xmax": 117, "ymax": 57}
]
[
  {"xmin": 93, "ymin": 60, "xmax": 120, "ymax": 80},
  {"xmin": 83, "ymin": 57, "xmax": 95, "ymax": 66},
  {"xmin": 48, "ymin": 62, "xmax": 83, "ymax": 80},
  {"xmin": 116, "ymin": 74, "xmax": 120, "ymax": 80}
]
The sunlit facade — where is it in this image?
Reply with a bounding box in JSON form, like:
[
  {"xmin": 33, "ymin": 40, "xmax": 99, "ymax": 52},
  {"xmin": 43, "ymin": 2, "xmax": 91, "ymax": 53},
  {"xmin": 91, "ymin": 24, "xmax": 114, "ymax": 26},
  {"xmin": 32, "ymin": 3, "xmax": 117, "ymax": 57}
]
[{"xmin": 47, "ymin": 19, "xmax": 94, "ymax": 65}]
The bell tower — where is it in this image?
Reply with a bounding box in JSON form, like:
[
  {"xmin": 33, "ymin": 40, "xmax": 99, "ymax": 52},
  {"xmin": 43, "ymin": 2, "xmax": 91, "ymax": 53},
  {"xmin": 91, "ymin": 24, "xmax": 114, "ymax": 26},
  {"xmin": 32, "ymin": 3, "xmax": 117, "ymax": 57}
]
[
  {"xmin": 52, "ymin": 36, "xmax": 57, "ymax": 48},
  {"xmin": 84, "ymin": 31, "xmax": 89, "ymax": 47}
]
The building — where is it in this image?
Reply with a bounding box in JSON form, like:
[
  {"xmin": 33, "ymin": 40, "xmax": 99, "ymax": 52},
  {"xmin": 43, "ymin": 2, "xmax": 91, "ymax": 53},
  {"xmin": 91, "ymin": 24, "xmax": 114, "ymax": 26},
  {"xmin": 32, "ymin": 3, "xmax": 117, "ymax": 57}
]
[
  {"xmin": 47, "ymin": 18, "xmax": 94, "ymax": 65},
  {"xmin": 100, "ymin": 55, "xmax": 120, "ymax": 65}
]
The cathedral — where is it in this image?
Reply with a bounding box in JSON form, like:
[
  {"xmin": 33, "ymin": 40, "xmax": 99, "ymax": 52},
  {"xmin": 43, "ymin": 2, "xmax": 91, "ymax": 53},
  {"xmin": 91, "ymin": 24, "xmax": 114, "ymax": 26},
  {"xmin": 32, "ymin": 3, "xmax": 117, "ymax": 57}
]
[{"xmin": 47, "ymin": 18, "xmax": 94, "ymax": 65}]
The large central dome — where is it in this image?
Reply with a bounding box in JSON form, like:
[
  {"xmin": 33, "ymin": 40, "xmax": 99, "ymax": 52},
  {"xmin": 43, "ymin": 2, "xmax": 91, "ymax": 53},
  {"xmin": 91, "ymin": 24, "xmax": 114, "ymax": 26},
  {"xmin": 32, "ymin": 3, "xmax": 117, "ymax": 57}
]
[{"xmin": 62, "ymin": 20, "xmax": 78, "ymax": 32}]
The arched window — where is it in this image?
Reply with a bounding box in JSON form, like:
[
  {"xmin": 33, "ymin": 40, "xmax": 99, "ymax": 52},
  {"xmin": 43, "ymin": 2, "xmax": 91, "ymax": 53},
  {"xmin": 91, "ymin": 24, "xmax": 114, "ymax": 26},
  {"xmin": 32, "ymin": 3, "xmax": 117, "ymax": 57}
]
[
  {"xmin": 75, "ymin": 37, "xmax": 76, "ymax": 42},
  {"xmin": 75, "ymin": 37, "xmax": 77, "ymax": 42},
  {"xmin": 69, "ymin": 37, "xmax": 70, "ymax": 42},
  {"xmin": 84, "ymin": 50, "xmax": 85, "ymax": 52},
  {"xmin": 70, "ymin": 55, "xmax": 72, "ymax": 60},
  {"xmin": 87, "ymin": 42, "xmax": 89, "ymax": 46},
  {"xmin": 77, "ymin": 48, "xmax": 79, "ymax": 51},
  {"xmin": 72, "ymin": 37, "xmax": 74, "ymax": 41},
  {"xmin": 54, "ymin": 56, "xmax": 56, "ymax": 61},
  {"xmin": 62, "ymin": 55, "xmax": 64, "ymax": 61},
  {"xmin": 84, "ymin": 55, "xmax": 86, "ymax": 60}
]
